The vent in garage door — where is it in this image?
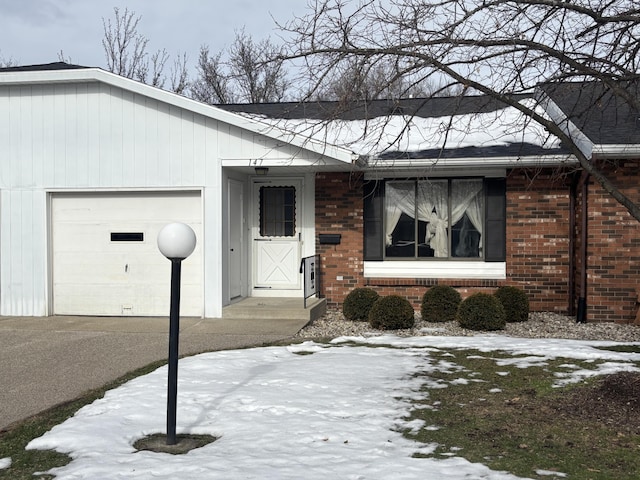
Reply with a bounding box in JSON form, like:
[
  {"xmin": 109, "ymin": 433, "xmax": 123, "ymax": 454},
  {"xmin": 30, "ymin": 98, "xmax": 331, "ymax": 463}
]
[{"xmin": 111, "ymin": 232, "xmax": 145, "ymax": 242}]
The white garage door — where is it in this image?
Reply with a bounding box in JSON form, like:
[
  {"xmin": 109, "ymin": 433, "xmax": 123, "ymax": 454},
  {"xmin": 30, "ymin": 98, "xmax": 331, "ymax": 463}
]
[{"xmin": 52, "ymin": 192, "xmax": 203, "ymax": 317}]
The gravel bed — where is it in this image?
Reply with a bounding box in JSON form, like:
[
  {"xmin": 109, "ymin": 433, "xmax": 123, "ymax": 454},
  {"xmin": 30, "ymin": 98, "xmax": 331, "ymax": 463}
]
[{"xmin": 296, "ymin": 310, "xmax": 640, "ymax": 342}]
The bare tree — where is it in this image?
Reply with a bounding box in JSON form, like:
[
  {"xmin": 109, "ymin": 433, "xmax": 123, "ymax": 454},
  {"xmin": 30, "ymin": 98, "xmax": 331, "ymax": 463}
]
[
  {"xmin": 102, "ymin": 7, "xmax": 149, "ymax": 79},
  {"xmin": 0, "ymin": 50, "xmax": 16, "ymax": 67},
  {"xmin": 170, "ymin": 52, "xmax": 190, "ymax": 95},
  {"xmin": 229, "ymin": 29, "xmax": 289, "ymax": 103},
  {"xmin": 102, "ymin": 7, "xmax": 188, "ymax": 92},
  {"xmin": 57, "ymin": 50, "xmax": 73, "ymax": 64},
  {"xmin": 282, "ymin": 0, "xmax": 640, "ymax": 221},
  {"xmin": 190, "ymin": 30, "xmax": 289, "ymax": 104},
  {"xmin": 314, "ymin": 57, "xmax": 434, "ymax": 101},
  {"xmin": 190, "ymin": 46, "xmax": 234, "ymax": 104}
]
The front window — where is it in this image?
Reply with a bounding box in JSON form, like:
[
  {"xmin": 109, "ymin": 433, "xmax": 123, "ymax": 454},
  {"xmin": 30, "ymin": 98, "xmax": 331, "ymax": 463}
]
[{"xmin": 384, "ymin": 179, "xmax": 484, "ymax": 259}]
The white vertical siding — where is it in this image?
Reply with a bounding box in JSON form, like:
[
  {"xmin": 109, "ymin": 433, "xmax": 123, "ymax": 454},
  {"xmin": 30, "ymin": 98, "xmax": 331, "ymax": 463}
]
[
  {"xmin": 0, "ymin": 81, "xmax": 225, "ymax": 316},
  {"xmin": 203, "ymin": 186, "xmax": 223, "ymax": 317},
  {"xmin": 0, "ymin": 77, "xmax": 319, "ymax": 316},
  {"xmin": 0, "ymin": 82, "xmax": 222, "ymax": 190},
  {"xmin": 0, "ymin": 189, "xmax": 48, "ymax": 316}
]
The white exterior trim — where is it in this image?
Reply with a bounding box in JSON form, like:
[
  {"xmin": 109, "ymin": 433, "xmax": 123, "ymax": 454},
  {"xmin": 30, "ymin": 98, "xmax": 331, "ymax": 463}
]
[
  {"xmin": 592, "ymin": 144, "xmax": 640, "ymax": 159},
  {"xmin": 365, "ymin": 168, "xmax": 507, "ymax": 180},
  {"xmin": 537, "ymin": 93, "xmax": 594, "ymax": 159},
  {"xmin": 364, "ymin": 261, "xmax": 507, "ymax": 280},
  {"xmin": 366, "ymin": 155, "xmax": 577, "ymax": 171}
]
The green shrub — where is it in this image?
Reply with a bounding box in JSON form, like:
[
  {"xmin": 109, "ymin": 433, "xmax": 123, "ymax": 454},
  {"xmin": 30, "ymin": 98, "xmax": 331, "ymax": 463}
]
[
  {"xmin": 457, "ymin": 293, "xmax": 506, "ymax": 331},
  {"xmin": 421, "ymin": 285, "xmax": 462, "ymax": 323},
  {"xmin": 494, "ymin": 286, "xmax": 530, "ymax": 323},
  {"xmin": 342, "ymin": 287, "xmax": 380, "ymax": 321},
  {"xmin": 368, "ymin": 295, "xmax": 415, "ymax": 330}
]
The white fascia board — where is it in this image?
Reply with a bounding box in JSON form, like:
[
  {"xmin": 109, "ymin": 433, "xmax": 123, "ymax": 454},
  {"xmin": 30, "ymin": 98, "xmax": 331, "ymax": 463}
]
[
  {"xmin": 364, "ymin": 168, "xmax": 507, "ymax": 179},
  {"xmin": 366, "ymin": 154, "xmax": 577, "ymax": 170},
  {"xmin": 364, "ymin": 260, "xmax": 506, "ymax": 280},
  {"xmin": 0, "ymin": 68, "xmax": 355, "ymax": 164},
  {"xmin": 221, "ymin": 157, "xmax": 354, "ymax": 168},
  {"xmin": 591, "ymin": 144, "xmax": 640, "ymax": 159}
]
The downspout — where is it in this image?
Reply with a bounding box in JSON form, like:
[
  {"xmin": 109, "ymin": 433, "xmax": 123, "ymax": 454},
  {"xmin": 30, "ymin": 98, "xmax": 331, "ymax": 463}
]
[
  {"xmin": 576, "ymin": 171, "xmax": 590, "ymax": 323},
  {"xmin": 568, "ymin": 173, "xmax": 579, "ymax": 317}
]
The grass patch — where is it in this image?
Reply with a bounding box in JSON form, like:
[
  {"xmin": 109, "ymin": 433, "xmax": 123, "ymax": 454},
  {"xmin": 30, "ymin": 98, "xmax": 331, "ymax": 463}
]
[
  {"xmin": 595, "ymin": 344, "xmax": 640, "ymax": 354},
  {"xmin": 403, "ymin": 348, "xmax": 640, "ymax": 479},
  {"xmin": 0, "ymin": 359, "xmax": 167, "ymax": 480}
]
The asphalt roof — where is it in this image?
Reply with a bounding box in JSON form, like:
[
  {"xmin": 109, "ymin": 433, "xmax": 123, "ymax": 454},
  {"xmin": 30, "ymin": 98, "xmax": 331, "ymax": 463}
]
[
  {"xmin": 3, "ymin": 62, "xmax": 637, "ymax": 154},
  {"xmin": 541, "ymin": 81, "xmax": 640, "ymax": 145},
  {"xmin": 218, "ymin": 95, "xmax": 569, "ymax": 160},
  {"xmin": 216, "ymin": 94, "xmax": 530, "ymax": 121},
  {"xmin": 0, "ymin": 62, "xmax": 88, "ymax": 72}
]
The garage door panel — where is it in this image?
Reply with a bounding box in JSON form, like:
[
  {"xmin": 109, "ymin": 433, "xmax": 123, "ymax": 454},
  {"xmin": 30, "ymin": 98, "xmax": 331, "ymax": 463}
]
[{"xmin": 52, "ymin": 193, "xmax": 203, "ymax": 317}]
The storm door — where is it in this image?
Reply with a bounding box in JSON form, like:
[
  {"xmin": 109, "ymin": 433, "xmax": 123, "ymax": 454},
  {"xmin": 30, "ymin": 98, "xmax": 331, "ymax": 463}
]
[{"xmin": 252, "ymin": 179, "xmax": 302, "ymax": 291}]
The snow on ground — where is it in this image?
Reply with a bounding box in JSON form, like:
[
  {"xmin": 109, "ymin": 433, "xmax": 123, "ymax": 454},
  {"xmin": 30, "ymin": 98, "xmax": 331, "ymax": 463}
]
[{"xmin": 25, "ymin": 335, "xmax": 640, "ymax": 480}]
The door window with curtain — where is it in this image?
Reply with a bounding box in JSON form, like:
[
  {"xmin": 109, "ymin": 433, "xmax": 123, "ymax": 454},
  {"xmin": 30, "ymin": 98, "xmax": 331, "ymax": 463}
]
[{"xmin": 384, "ymin": 178, "xmax": 484, "ymax": 259}]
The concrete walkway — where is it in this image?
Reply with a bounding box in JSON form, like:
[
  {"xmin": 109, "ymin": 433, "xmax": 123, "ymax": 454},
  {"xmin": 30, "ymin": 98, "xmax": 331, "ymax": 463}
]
[{"xmin": 0, "ymin": 315, "xmax": 308, "ymax": 432}]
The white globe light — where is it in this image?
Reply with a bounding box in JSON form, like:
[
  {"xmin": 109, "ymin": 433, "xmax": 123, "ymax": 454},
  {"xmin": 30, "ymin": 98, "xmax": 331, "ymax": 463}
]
[{"xmin": 157, "ymin": 223, "xmax": 197, "ymax": 260}]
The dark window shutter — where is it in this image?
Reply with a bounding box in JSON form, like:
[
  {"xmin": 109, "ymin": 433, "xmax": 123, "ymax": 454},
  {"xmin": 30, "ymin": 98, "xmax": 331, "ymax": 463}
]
[
  {"xmin": 484, "ymin": 178, "xmax": 506, "ymax": 262},
  {"xmin": 363, "ymin": 180, "xmax": 384, "ymax": 261}
]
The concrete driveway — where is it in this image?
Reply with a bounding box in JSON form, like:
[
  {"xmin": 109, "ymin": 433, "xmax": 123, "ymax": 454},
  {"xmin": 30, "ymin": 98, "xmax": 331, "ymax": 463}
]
[{"xmin": 0, "ymin": 315, "xmax": 307, "ymax": 431}]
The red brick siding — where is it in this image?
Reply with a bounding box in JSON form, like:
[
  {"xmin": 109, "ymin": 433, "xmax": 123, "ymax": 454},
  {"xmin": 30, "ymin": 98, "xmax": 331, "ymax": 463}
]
[
  {"xmin": 582, "ymin": 160, "xmax": 640, "ymax": 323},
  {"xmin": 506, "ymin": 170, "xmax": 572, "ymax": 314},
  {"xmin": 315, "ymin": 172, "xmax": 365, "ymax": 308}
]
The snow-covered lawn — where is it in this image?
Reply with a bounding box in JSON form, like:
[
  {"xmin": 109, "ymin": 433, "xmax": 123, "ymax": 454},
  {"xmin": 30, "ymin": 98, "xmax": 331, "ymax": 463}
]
[{"xmin": 6, "ymin": 335, "xmax": 640, "ymax": 479}]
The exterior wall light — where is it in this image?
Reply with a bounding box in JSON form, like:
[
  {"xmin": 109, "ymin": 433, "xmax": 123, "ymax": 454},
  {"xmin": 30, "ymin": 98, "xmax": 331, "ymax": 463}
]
[{"xmin": 254, "ymin": 167, "xmax": 269, "ymax": 175}]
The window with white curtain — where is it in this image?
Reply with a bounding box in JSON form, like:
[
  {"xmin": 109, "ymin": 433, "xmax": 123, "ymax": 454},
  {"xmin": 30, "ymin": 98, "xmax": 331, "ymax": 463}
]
[{"xmin": 384, "ymin": 179, "xmax": 484, "ymax": 259}]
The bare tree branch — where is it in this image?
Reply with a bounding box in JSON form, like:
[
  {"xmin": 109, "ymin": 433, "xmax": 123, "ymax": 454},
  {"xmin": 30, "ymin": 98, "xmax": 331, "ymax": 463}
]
[
  {"xmin": 0, "ymin": 50, "xmax": 17, "ymax": 67},
  {"xmin": 279, "ymin": 0, "xmax": 640, "ymax": 221},
  {"xmin": 190, "ymin": 30, "xmax": 289, "ymax": 104},
  {"xmin": 102, "ymin": 7, "xmax": 188, "ymax": 93}
]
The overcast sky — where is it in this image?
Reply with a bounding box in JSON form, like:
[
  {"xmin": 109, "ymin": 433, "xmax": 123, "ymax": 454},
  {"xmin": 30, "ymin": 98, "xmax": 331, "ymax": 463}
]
[{"xmin": 0, "ymin": 0, "xmax": 309, "ymax": 72}]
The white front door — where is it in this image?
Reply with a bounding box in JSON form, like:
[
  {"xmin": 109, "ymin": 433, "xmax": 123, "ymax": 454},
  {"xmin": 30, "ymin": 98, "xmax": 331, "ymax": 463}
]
[{"xmin": 252, "ymin": 179, "xmax": 302, "ymax": 293}]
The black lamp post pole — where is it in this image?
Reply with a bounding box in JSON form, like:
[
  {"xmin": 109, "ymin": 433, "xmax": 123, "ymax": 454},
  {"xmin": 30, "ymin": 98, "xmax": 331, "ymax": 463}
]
[{"xmin": 166, "ymin": 258, "xmax": 182, "ymax": 446}]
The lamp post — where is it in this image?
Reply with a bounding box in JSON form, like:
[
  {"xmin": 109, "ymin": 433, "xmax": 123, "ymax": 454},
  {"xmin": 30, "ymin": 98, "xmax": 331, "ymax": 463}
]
[{"xmin": 157, "ymin": 222, "xmax": 197, "ymax": 445}]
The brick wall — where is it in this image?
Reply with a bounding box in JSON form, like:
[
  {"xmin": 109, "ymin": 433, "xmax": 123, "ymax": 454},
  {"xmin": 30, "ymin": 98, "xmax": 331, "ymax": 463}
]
[
  {"xmin": 315, "ymin": 167, "xmax": 640, "ymax": 324},
  {"xmin": 315, "ymin": 172, "xmax": 365, "ymax": 308},
  {"xmin": 582, "ymin": 160, "xmax": 640, "ymax": 323},
  {"xmin": 506, "ymin": 170, "xmax": 572, "ymax": 314}
]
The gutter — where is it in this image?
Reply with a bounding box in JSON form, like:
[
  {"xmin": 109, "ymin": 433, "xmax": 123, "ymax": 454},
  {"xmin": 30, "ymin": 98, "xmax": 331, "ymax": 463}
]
[{"xmin": 363, "ymin": 154, "xmax": 577, "ymax": 170}]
